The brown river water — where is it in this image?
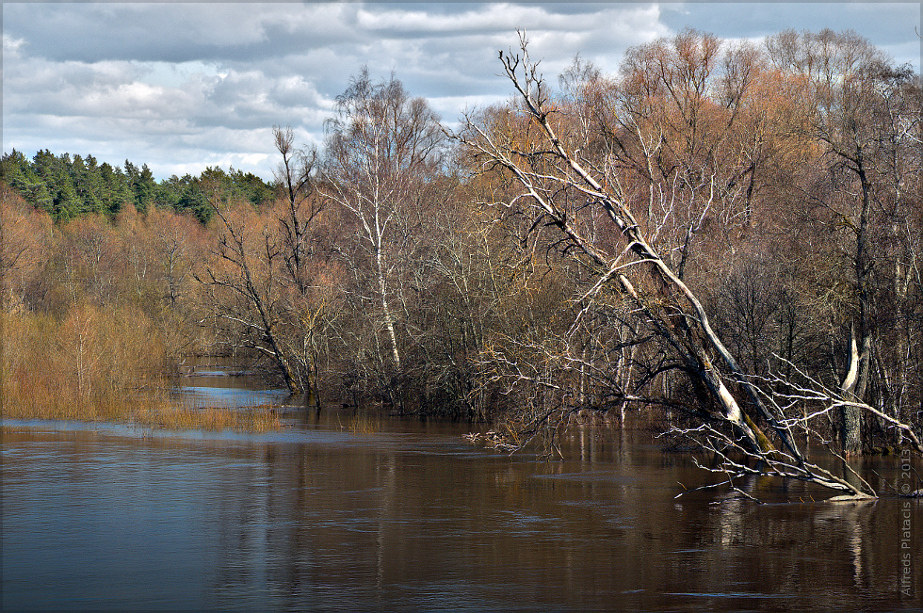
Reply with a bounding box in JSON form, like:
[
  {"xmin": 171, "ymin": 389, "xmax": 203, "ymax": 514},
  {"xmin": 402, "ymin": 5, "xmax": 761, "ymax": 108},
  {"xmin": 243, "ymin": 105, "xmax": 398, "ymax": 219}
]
[{"xmin": 2, "ymin": 369, "xmax": 921, "ymax": 611}]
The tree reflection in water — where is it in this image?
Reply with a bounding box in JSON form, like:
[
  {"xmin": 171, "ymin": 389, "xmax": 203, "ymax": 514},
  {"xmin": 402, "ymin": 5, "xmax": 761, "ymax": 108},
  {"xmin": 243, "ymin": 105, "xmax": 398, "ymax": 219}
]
[{"xmin": 1, "ymin": 420, "xmax": 919, "ymax": 610}]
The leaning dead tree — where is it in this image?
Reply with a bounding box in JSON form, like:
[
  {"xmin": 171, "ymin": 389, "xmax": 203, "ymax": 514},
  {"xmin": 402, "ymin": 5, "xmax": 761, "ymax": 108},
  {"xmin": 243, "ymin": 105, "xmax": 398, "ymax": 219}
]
[{"xmin": 456, "ymin": 34, "xmax": 920, "ymax": 499}]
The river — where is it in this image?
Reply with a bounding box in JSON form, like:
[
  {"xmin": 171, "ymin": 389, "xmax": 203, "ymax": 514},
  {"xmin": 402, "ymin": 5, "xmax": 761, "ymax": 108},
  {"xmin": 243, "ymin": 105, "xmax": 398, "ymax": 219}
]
[{"xmin": 1, "ymin": 370, "xmax": 920, "ymax": 611}]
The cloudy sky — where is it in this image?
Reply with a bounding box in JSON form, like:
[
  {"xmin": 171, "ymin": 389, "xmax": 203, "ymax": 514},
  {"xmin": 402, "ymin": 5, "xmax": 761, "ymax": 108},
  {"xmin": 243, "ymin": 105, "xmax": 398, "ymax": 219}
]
[{"xmin": 3, "ymin": 2, "xmax": 920, "ymax": 181}]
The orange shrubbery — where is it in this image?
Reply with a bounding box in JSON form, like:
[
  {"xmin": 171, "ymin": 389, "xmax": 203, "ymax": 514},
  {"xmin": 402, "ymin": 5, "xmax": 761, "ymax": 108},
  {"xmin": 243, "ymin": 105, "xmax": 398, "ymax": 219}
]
[{"xmin": 1, "ymin": 308, "xmax": 281, "ymax": 431}]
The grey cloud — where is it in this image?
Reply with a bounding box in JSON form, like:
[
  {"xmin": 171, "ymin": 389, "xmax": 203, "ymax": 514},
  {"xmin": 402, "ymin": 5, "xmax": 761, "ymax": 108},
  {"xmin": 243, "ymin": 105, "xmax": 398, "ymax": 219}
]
[
  {"xmin": 5, "ymin": 2, "xmax": 916, "ymax": 183},
  {"xmin": 4, "ymin": 3, "xmax": 362, "ymax": 64}
]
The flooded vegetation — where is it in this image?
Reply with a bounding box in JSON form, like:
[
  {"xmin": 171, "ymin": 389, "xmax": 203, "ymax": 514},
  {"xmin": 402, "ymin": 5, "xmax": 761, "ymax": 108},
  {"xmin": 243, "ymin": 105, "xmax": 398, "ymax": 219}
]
[
  {"xmin": 2, "ymin": 25, "xmax": 922, "ymax": 609},
  {"xmin": 1, "ymin": 315, "xmax": 283, "ymax": 432}
]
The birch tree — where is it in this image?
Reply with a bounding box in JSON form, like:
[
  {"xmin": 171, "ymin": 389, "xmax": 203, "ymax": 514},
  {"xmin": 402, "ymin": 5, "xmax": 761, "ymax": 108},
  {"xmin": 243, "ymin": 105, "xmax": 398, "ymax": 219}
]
[{"xmin": 322, "ymin": 69, "xmax": 444, "ymax": 394}]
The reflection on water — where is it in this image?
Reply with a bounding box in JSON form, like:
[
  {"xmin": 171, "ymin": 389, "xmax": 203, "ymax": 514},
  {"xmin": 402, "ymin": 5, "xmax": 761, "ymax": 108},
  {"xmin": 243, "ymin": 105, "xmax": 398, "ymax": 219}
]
[
  {"xmin": 174, "ymin": 385, "xmax": 290, "ymax": 409},
  {"xmin": 172, "ymin": 360, "xmax": 289, "ymax": 409},
  {"xmin": 1, "ymin": 417, "xmax": 920, "ymax": 611}
]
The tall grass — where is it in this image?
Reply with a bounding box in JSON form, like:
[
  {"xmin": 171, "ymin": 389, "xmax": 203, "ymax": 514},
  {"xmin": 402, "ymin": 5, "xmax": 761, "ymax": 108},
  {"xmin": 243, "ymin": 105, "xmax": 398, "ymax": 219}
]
[
  {"xmin": 342, "ymin": 412, "xmax": 380, "ymax": 434},
  {"xmin": 1, "ymin": 307, "xmax": 281, "ymax": 432}
]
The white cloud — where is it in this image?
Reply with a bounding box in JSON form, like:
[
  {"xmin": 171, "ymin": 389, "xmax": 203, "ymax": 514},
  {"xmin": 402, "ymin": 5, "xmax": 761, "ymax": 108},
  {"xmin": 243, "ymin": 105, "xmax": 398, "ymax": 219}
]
[{"xmin": 2, "ymin": 34, "xmax": 25, "ymax": 54}]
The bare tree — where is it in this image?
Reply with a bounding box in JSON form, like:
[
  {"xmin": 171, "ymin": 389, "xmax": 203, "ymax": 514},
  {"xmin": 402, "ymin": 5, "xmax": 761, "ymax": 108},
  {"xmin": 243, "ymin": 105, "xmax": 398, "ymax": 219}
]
[
  {"xmin": 321, "ymin": 69, "xmax": 444, "ymax": 406},
  {"xmin": 196, "ymin": 201, "xmax": 300, "ymax": 394},
  {"xmin": 767, "ymin": 29, "xmax": 923, "ymax": 454},
  {"xmin": 456, "ymin": 33, "xmax": 920, "ymax": 499},
  {"xmin": 274, "ymin": 126, "xmax": 323, "ymax": 297},
  {"xmin": 0, "ymin": 185, "xmax": 52, "ymax": 312},
  {"xmin": 194, "ymin": 132, "xmax": 331, "ymax": 406}
]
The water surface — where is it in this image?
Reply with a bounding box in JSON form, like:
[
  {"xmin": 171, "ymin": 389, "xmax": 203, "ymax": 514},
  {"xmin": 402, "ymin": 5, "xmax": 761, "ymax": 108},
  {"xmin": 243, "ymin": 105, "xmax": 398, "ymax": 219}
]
[
  {"xmin": 171, "ymin": 359, "xmax": 289, "ymax": 409},
  {"xmin": 2, "ymin": 415, "xmax": 920, "ymax": 611}
]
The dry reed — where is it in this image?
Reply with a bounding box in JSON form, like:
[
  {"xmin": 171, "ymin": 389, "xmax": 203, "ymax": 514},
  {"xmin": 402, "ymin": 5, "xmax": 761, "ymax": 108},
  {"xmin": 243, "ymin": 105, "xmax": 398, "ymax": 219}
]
[
  {"xmin": 2, "ymin": 309, "xmax": 282, "ymax": 433},
  {"xmin": 340, "ymin": 412, "xmax": 380, "ymax": 434}
]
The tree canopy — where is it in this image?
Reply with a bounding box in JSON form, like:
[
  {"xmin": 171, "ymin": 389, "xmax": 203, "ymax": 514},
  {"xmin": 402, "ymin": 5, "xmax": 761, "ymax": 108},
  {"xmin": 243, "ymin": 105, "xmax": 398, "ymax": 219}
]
[{"xmin": 0, "ymin": 150, "xmax": 276, "ymax": 223}]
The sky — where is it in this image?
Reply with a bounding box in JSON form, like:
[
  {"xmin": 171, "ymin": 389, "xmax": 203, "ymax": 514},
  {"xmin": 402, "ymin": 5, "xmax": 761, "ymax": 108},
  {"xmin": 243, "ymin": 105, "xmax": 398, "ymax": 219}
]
[{"xmin": 2, "ymin": 2, "xmax": 921, "ymax": 182}]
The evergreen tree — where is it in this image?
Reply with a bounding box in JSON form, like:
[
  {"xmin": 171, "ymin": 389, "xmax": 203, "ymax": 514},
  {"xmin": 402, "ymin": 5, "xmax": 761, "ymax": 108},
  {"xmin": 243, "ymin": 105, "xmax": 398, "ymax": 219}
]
[
  {"xmin": 99, "ymin": 162, "xmax": 131, "ymax": 215},
  {"xmin": 230, "ymin": 168, "xmax": 276, "ymax": 206},
  {"xmin": 70, "ymin": 154, "xmax": 104, "ymax": 214},
  {"xmin": 1, "ymin": 150, "xmax": 54, "ymax": 212},
  {"xmin": 1, "ymin": 148, "xmax": 274, "ymax": 223}
]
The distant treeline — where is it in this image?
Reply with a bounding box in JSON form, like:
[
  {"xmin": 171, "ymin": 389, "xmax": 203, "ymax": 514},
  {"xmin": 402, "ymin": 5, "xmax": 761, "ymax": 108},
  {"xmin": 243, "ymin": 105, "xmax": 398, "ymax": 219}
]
[{"xmin": 0, "ymin": 149, "xmax": 275, "ymax": 223}]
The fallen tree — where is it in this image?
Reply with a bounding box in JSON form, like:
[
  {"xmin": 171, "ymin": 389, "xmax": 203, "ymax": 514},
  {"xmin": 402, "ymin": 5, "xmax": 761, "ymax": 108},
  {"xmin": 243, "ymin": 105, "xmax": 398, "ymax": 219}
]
[{"xmin": 455, "ymin": 34, "xmax": 921, "ymax": 499}]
